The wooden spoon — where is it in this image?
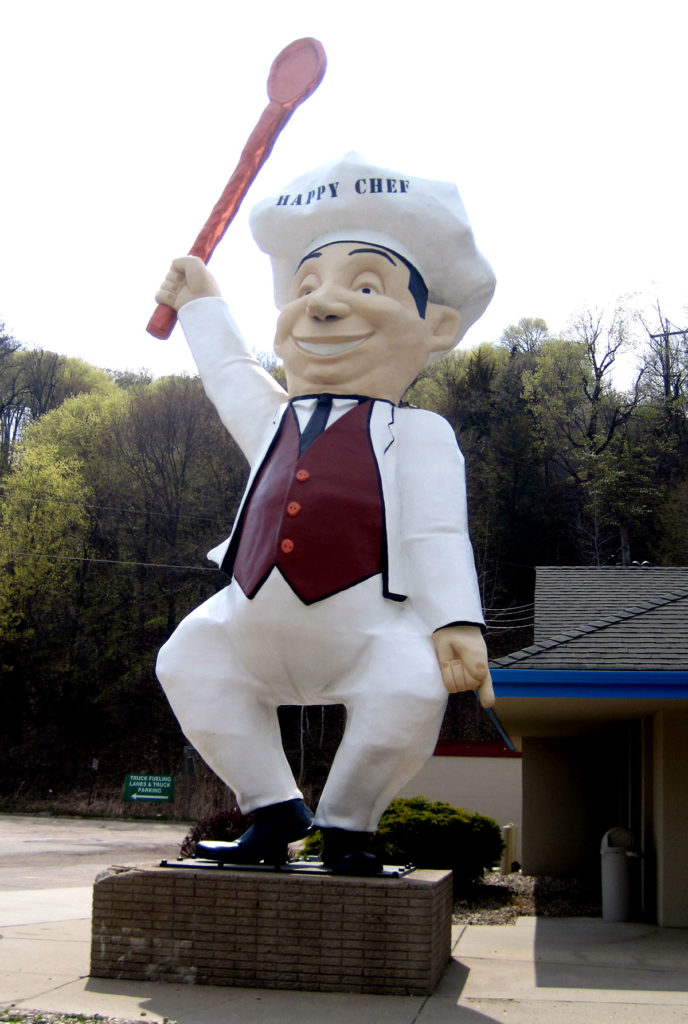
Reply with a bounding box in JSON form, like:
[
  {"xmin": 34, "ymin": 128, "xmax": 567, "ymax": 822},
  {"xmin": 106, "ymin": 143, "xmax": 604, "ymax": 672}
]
[{"xmin": 147, "ymin": 37, "xmax": 326, "ymax": 339}]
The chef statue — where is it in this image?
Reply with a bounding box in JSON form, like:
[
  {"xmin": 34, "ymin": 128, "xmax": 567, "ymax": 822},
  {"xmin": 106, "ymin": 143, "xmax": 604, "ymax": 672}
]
[{"xmin": 156, "ymin": 153, "xmax": 496, "ymax": 875}]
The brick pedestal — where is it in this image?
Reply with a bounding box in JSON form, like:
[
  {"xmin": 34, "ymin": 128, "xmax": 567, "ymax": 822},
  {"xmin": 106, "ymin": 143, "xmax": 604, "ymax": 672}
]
[{"xmin": 90, "ymin": 863, "xmax": 453, "ymax": 995}]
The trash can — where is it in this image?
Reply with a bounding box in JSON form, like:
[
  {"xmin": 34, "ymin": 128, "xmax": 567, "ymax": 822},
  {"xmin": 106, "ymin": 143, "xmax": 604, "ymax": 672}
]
[
  {"xmin": 500, "ymin": 823, "xmax": 518, "ymax": 875},
  {"xmin": 600, "ymin": 827, "xmax": 637, "ymax": 922}
]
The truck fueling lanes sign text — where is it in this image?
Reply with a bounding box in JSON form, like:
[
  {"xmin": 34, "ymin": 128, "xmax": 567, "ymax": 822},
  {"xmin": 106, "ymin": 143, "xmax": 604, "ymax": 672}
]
[{"xmin": 123, "ymin": 774, "xmax": 175, "ymax": 803}]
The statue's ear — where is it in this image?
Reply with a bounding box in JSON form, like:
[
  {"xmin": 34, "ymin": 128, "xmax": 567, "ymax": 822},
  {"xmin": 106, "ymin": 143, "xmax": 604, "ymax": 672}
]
[{"xmin": 425, "ymin": 303, "xmax": 463, "ymax": 355}]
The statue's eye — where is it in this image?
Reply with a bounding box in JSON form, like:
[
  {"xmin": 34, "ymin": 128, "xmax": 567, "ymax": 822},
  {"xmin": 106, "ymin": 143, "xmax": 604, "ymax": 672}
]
[
  {"xmin": 297, "ymin": 276, "xmax": 319, "ymax": 298},
  {"xmin": 353, "ymin": 274, "xmax": 382, "ymax": 296}
]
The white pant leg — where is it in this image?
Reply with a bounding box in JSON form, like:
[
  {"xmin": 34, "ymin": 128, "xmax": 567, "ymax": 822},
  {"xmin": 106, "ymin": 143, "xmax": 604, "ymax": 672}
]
[
  {"xmin": 156, "ymin": 587, "xmax": 302, "ymax": 813},
  {"xmin": 314, "ymin": 632, "xmax": 447, "ymax": 833}
]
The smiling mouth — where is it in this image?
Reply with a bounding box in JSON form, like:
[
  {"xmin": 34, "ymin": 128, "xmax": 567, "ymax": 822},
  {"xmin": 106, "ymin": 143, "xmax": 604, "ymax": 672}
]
[{"xmin": 294, "ymin": 336, "xmax": 370, "ymax": 356}]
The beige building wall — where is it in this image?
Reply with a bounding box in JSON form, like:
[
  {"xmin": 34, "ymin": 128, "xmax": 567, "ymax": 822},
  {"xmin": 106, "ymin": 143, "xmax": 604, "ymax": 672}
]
[
  {"xmin": 399, "ymin": 755, "xmax": 523, "ymax": 861},
  {"xmin": 653, "ymin": 710, "xmax": 688, "ymax": 928}
]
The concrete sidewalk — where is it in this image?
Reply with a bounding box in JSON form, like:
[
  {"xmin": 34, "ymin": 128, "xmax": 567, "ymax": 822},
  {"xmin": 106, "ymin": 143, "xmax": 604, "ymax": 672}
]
[{"xmin": 1, "ymin": 884, "xmax": 688, "ymax": 1023}]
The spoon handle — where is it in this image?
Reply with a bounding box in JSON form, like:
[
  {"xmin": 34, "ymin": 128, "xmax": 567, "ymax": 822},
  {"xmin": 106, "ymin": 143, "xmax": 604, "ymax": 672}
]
[
  {"xmin": 147, "ymin": 38, "xmax": 326, "ymax": 340},
  {"xmin": 189, "ymin": 100, "xmax": 291, "ymax": 266}
]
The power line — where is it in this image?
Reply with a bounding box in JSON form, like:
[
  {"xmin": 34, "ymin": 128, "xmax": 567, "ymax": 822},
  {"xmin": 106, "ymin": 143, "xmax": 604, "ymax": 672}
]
[
  {"xmin": 485, "ymin": 620, "xmax": 534, "ymax": 628},
  {"xmin": 483, "ymin": 602, "xmax": 534, "ymax": 614},
  {"xmin": 485, "ymin": 612, "xmax": 534, "ymax": 621},
  {"xmin": 4, "ymin": 493, "xmax": 228, "ymax": 523},
  {"xmin": 5, "ymin": 550, "xmax": 217, "ymax": 572},
  {"xmin": 485, "ymin": 623, "xmax": 534, "ymax": 631}
]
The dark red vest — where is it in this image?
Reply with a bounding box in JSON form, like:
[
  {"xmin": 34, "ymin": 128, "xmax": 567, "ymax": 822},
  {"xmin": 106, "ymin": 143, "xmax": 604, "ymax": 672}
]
[{"xmin": 227, "ymin": 401, "xmax": 385, "ymax": 603}]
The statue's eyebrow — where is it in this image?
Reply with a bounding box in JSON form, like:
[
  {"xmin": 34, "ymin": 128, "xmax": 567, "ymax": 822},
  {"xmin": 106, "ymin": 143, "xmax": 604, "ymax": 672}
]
[
  {"xmin": 296, "ymin": 250, "xmax": 323, "ymax": 270},
  {"xmin": 347, "ymin": 247, "xmax": 397, "ymax": 266}
]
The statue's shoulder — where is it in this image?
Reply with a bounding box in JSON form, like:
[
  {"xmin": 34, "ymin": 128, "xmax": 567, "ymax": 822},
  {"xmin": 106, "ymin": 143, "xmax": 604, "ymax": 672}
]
[{"xmin": 396, "ymin": 404, "xmax": 454, "ymax": 435}]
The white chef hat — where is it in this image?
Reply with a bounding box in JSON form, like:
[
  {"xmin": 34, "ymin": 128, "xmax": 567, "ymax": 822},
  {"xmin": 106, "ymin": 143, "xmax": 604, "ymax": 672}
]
[{"xmin": 249, "ymin": 152, "xmax": 495, "ymax": 344}]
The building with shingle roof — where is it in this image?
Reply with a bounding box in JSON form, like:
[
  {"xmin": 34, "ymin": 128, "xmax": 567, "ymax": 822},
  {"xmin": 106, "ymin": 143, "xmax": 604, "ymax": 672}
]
[
  {"xmin": 495, "ymin": 566, "xmax": 688, "ymax": 671},
  {"xmin": 490, "ymin": 566, "xmax": 688, "ymax": 927}
]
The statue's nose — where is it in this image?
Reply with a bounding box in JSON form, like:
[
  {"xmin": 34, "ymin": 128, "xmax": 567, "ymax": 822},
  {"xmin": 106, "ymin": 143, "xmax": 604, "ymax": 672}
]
[{"xmin": 306, "ymin": 287, "xmax": 350, "ymax": 321}]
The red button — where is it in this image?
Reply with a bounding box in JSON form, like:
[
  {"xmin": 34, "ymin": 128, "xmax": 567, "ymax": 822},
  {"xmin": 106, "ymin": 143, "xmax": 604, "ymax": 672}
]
[
  {"xmin": 295, "ymin": 469, "xmax": 310, "ymax": 482},
  {"xmin": 286, "ymin": 501, "xmax": 301, "ymax": 517},
  {"xmin": 280, "ymin": 538, "xmax": 295, "ymax": 554}
]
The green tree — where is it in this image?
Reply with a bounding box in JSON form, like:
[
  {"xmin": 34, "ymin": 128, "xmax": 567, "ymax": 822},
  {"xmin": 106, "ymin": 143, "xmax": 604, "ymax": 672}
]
[
  {"xmin": 499, "ymin": 317, "xmax": 549, "ymax": 355},
  {"xmin": 0, "ymin": 323, "xmax": 25, "ymax": 471},
  {"xmin": 521, "ymin": 306, "xmax": 654, "ymax": 564},
  {"xmin": 631, "ymin": 307, "xmax": 688, "ymax": 565},
  {"xmin": 638, "ymin": 308, "xmax": 688, "ymax": 465},
  {"xmin": 0, "ymin": 375, "xmax": 248, "ymax": 796},
  {"xmin": 0, "ymin": 326, "xmax": 114, "ymax": 472},
  {"xmin": 0, "ymin": 437, "xmax": 92, "ymax": 745}
]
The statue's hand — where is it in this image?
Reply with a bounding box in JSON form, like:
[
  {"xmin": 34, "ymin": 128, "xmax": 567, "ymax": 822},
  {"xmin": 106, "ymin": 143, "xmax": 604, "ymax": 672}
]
[
  {"xmin": 155, "ymin": 256, "xmax": 222, "ymax": 311},
  {"xmin": 432, "ymin": 624, "xmax": 495, "ymax": 708}
]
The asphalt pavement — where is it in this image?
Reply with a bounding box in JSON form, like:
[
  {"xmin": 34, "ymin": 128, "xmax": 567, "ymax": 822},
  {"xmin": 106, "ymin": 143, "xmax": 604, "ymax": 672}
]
[{"xmin": 1, "ymin": 813, "xmax": 688, "ymax": 1023}]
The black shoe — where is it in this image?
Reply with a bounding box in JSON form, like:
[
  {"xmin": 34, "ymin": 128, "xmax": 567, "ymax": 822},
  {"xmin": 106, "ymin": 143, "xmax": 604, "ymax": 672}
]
[
  {"xmin": 321, "ymin": 827, "xmax": 383, "ymax": 875},
  {"xmin": 196, "ymin": 799, "xmax": 314, "ymax": 866}
]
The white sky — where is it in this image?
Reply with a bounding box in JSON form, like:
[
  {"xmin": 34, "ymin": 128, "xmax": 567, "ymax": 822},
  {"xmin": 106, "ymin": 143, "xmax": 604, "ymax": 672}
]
[{"xmin": 2, "ymin": 0, "xmax": 686, "ymax": 380}]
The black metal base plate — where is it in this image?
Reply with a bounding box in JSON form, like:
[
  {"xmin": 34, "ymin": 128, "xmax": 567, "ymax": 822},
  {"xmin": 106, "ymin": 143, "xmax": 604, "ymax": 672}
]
[{"xmin": 160, "ymin": 856, "xmax": 416, "ymax": 878}]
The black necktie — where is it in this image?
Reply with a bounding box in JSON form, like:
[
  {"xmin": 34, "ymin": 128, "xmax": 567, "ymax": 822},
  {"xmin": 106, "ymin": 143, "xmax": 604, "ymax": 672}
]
[{"xmin": 299, "ymin": 394, "xmax": 333, "ymax": 455}]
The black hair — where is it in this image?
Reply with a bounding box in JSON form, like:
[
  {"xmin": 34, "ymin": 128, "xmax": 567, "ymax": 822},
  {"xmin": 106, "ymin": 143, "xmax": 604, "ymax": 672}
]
[{"xmin": 395, "ymin": 253, "xmax": 428, "ymax": 319}]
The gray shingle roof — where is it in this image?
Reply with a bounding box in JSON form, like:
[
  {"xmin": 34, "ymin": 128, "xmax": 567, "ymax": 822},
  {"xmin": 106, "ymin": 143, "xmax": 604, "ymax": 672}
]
[
  {"xmin": 535, "ymin": 566, "xmax": 688, "ymax": 640},
  {"xmin": 490, "ymin": 567, "xmax": 688, "ymax": 671}
]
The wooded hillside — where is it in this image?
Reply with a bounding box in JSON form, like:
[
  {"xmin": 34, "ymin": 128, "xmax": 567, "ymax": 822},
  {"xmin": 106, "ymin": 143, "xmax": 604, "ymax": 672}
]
[{"xmin": 1, "ymin": 308, "xmax": 686, "ymax": 811}]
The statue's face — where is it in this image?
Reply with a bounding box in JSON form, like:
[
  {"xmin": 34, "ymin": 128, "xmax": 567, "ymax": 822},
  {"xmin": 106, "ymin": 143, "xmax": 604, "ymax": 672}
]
[{"xmin": 273, "ymin": 242, "xmax": 458, "ymax": 403}]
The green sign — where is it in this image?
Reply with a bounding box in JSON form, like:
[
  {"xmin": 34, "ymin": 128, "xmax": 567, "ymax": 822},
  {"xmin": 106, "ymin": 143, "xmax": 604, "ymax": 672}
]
[{"xmin": 123, "ymin": 773, "xmax": 175, "ymax": 803}]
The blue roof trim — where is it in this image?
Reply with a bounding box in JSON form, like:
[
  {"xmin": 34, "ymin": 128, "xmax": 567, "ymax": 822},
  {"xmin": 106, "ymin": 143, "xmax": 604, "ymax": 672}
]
[{"xmin": 492, "ymin": 669, "xmax": 688, "ymax": 699}]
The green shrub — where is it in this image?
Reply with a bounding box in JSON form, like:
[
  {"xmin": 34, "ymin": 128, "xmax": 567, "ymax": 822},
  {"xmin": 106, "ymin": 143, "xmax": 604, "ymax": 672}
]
[
  {"xmin": 306, "ymin": 795, "xmax": 504, "ymax": 889},
  {"xmin": 372, "ymin": 796, "xmax": 504, "ymax": 884}
]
